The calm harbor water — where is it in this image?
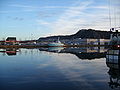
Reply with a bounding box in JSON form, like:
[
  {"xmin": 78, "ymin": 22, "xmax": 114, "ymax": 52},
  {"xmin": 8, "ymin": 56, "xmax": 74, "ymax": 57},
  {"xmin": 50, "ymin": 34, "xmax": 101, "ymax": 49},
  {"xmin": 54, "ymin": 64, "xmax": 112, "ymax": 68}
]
[{"xmin": 0, "ymin": 47, "xmax": 120, "ymax": 90}]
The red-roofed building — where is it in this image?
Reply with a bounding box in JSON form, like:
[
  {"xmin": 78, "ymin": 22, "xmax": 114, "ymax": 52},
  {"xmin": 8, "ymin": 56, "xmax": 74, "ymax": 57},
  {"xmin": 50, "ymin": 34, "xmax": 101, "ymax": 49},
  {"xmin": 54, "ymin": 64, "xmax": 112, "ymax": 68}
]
[
  {"xmin": 0, "ymin": 37, "xmax": 37, "ymax": 45},
  {"xmin": 5, "ymin": 37, "xmax": 18, "ymax": 45}
]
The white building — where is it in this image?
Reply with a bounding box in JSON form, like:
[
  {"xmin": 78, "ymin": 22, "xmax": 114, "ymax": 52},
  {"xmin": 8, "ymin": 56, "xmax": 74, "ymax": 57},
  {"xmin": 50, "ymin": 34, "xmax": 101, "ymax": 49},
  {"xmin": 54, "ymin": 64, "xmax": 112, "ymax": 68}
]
[{"xmin": 61, "ymin": 38, "xmax": 110, "ymax": 45}]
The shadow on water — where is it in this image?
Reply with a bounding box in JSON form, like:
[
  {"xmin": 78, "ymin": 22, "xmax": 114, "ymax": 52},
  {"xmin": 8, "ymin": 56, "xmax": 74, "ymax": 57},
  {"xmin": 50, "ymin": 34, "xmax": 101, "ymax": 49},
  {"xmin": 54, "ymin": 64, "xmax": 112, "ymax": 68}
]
[{"xmin": 106, "ymin": 49, "xmax": 120, "ymax": 89}]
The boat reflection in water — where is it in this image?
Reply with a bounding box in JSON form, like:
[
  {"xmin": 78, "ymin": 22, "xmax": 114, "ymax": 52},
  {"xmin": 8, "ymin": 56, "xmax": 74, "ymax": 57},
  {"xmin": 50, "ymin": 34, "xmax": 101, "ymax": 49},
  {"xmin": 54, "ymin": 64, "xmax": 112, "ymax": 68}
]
[
  {"xmin": 47, "ymin": 47, "xmax": 65, "ymax": 53},
  {"xmin": 0, "ymin": 48, "xmax": 19, "ymax": 56},
  {"xmin": 106, "ymin": 49, "xmax": 120, "ymax": 89},
  {"xmin": 39, "ymin": 47, "xmax": 108, "ymax": 60}
]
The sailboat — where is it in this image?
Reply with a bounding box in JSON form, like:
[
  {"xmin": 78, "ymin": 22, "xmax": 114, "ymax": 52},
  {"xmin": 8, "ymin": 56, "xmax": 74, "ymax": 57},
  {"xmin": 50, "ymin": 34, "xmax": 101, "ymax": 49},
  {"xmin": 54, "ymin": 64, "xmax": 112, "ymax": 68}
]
[
  {"xmin": 48, "ymin": 37, "xmax": 65, "ymax": 47},
  {"xmin": 109, "ymin": 28, "xmax": 120, "ymax": 49},
  {"xmin": 108, "ymin": 0, "xmax": 120, "ymax": 49}
]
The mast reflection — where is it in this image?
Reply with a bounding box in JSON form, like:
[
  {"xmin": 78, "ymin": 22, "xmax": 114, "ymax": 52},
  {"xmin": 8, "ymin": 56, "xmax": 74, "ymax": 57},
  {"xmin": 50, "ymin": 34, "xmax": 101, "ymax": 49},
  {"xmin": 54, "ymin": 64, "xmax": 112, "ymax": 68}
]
[{"xmin": 106, "ymin": 49, "xmax": 120, "ymax": 89}]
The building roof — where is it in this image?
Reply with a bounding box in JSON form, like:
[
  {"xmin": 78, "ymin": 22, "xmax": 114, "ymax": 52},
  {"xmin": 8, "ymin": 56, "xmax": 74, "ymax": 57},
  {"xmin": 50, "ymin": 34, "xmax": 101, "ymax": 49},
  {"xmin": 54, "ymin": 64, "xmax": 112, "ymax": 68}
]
[{"xmin": 6, "ymin": 37, "xmax": 16, "ymax": 41}]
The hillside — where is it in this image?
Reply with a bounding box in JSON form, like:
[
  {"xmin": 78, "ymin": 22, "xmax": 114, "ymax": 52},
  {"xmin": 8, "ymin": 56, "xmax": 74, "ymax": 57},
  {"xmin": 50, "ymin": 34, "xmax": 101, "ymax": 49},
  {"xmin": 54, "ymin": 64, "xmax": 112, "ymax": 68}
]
[{"xmin": 38, "ymin": 29, "xmax": 112, "ymax": 41}]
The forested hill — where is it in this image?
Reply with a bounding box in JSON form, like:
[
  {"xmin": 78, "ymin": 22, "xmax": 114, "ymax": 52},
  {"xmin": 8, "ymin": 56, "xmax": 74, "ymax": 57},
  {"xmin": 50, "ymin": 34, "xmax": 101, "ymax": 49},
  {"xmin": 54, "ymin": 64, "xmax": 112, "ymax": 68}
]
[{"xmin": 38, "ymin": 29, "xmax": 113, "ymax": 41}]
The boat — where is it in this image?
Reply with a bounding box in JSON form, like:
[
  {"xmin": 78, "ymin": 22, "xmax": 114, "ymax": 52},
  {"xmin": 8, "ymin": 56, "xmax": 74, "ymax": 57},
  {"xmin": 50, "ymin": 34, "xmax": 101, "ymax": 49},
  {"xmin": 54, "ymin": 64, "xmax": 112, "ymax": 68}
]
[
  {"xmin": 108, "ymin": 0, "xmax": 120, "ymax": 49},
  {"xmin": 48, "ymin": 37, "xmax": 65, "ymax": 47},
  {"xmin": 109, "ymin": 28, "xmax": 120, "ymax": 49},
  {"xmin": 106, "ymin": 49, "xmax": 120, "ymax": 89}
]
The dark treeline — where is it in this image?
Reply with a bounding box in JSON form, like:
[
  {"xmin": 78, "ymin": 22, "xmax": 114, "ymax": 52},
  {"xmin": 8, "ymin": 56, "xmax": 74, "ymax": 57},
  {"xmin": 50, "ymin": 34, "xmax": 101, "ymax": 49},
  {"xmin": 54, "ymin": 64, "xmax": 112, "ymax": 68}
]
[{"xmin": 38, "ymin": 29, "xmax": 116, "ymax": 41}]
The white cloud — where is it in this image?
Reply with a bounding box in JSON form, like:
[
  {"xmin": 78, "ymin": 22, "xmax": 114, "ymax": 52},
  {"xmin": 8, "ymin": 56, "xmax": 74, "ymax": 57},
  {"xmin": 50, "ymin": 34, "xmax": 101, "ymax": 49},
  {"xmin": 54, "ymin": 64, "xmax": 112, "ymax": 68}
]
[
  {"xmin": 37, "ymin": 20, "xmax": 50, "ymax": 25},
  {"xmin": 9, "ymin": 4, "xmax": 35, "ymax": 8},
  {"xmin": 90, "ymin": 6, "xmax": 108, "ymax": 9},
  {"xmin": 9, "ymin": 4, "xmax": 70, "ymax": 9},
  {"xmin": 38, "ymin": 0, "xmax": 107, "ymax": 36},
  {"xmin": 54, "ymin": 3, "xmax": 109, "ymax": 33},
  {"xmin": 37, "ymin": 0, "xmax": 92, "ymax": 35},
  {"xmin": 38, "ymin": 0, "xmax": 120, "ymax": 36}
]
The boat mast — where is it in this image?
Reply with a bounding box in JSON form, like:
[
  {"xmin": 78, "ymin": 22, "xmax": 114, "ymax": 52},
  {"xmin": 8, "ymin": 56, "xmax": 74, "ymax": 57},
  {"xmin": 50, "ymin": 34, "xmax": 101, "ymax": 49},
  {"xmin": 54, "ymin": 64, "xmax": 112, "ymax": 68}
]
[
  {"xmin": 108, "ymin": 0, "xmax": 120, "ymax": 31},
  {"xmin": 108, "ymin": 0, "xmax": 112, "ymax": 31}
]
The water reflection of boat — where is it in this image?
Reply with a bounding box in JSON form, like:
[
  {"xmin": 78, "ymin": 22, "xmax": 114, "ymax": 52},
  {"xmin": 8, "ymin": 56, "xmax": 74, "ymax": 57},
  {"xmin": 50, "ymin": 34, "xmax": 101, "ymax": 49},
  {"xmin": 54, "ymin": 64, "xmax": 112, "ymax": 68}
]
[
  {"xmin": 48, "ymin": 47, "xmax": 65, "ymax": 53},
  {"xmin": 39, "ymin": 47, "xmax": 64, "ymax": 53},
  {"xmin": 106, "ymin": 49, "xmax": 120, "ymax": 65},
  {"xmin": 106, "ymin": 49, "xmax": 120, "ymax": 89},
  {"xmin": 0, "ymin": 48, "xmax": 19, "ymax": 56}
]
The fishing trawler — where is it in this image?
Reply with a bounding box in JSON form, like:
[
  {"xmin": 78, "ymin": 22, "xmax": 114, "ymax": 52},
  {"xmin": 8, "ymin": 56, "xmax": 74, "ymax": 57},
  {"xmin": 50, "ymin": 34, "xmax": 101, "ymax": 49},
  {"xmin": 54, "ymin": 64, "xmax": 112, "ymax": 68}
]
[
  {"xmin": 48, "ymin": 37, "xmax": 65, "ymax": 47},
  {"xmin": 108, "ymin": 0, "xmax": 120, "ymax": 49},
  {"xmin": 109, "ymin": 28, "xmax": 120, "ymax": 49}
]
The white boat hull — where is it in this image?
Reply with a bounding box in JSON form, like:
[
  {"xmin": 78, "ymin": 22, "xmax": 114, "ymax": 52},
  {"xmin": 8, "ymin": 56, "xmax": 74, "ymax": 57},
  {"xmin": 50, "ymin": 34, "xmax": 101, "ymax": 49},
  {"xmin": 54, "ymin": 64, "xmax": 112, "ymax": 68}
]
[{"xmin": 48, "ymin": 43, "xmax": 64, "ymax": 47}]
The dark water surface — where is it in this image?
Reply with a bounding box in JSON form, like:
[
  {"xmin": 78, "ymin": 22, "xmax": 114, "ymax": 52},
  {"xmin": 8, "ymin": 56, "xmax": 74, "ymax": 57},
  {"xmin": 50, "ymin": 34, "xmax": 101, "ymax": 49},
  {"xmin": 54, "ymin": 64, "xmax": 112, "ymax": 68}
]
[{"xmin": 0, "ymin": 47, "xmax": 120, "ymax": 90}]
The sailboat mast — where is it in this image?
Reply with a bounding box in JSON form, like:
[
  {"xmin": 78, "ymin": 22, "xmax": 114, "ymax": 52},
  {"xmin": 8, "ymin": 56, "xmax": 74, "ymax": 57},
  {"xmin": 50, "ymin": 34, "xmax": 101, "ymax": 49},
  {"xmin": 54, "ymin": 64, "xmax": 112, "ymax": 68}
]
[{"xmin": 108, "ymin": 0, "xmax": 112, "ymax": 31}]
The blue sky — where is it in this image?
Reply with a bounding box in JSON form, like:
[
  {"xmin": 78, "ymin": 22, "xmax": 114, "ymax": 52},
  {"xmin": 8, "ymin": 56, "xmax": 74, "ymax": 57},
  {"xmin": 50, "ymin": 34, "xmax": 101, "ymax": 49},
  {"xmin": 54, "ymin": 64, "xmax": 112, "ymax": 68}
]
[{"xmin": 0, "ymin": 0, "xmax": 120, "ymax": 40}]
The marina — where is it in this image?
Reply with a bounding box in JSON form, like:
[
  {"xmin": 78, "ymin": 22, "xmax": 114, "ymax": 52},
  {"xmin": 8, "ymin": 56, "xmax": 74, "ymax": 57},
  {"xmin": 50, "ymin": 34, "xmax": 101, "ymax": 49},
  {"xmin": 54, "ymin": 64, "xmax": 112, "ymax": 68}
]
[{"xmin": 0, "ymin": 0, "xmax": 120, "ymax": 90}]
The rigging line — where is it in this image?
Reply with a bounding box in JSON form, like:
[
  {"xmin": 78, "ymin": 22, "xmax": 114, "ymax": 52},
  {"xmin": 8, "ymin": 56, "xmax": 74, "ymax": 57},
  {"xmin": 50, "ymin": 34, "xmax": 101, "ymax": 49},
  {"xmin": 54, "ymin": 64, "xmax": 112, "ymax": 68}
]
[
  {"xmin": 108, "ymin": 0, "xmax": 112, "ymax": 30},
  {"xmin": 118, "ymin": 2, "xmax": 120, "ymax": 28},
  {"xmin": 119, "ymin": 14, "xmax": 120, "ymax": 28},
  {"xmin": 113, "ymin": 0, "xmax": 117, "ymax": 30}
]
